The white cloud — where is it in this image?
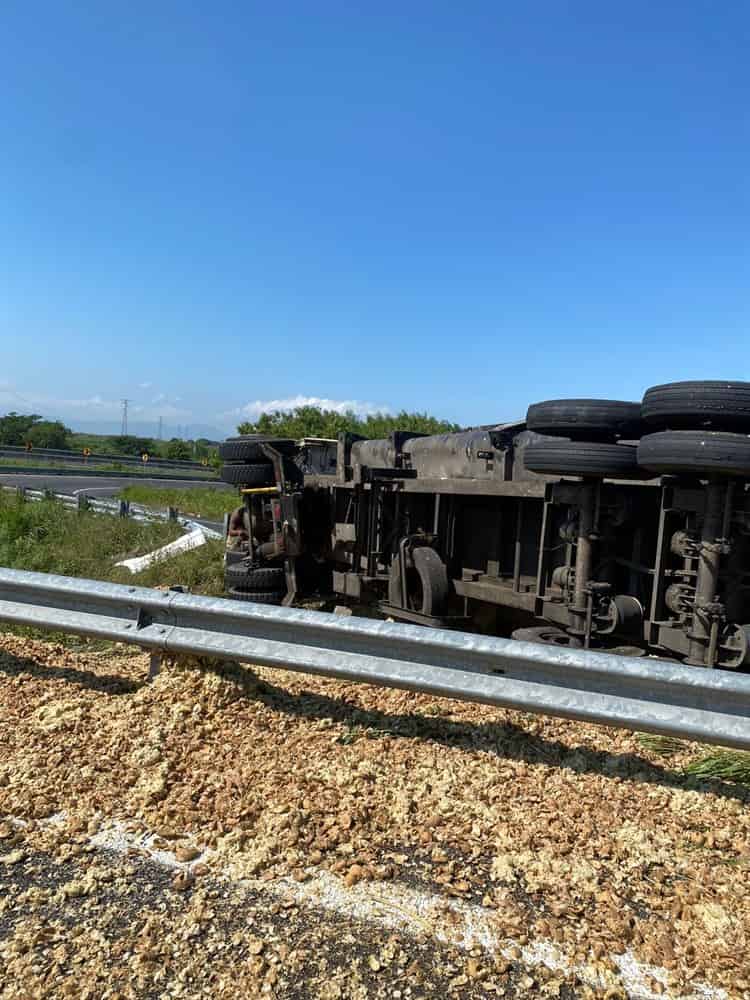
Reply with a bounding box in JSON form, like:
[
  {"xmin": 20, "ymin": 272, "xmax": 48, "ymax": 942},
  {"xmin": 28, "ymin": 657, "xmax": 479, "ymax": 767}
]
[
  {"xmin": 138, "ymin": 381, "xmax": 153, "ymax": 390},
  {"xmin": 227, "ymin": 395, "xmax": 390, "ymax": 422}
]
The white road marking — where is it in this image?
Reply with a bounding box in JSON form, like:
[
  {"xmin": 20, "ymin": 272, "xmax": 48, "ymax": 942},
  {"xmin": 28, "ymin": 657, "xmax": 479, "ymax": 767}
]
[
  {"xmin": 72, "ymin": 818, "xmax": 726, "ymax": 1000},
  {"xmin": 2, "ymin": 811, "xmax": 728, "ymax": 999}
]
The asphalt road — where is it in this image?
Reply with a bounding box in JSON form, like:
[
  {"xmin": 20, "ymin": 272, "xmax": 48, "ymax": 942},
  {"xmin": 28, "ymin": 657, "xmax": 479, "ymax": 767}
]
[{"xmin": 0, "ymin": 472, "xmax": 232, "ymax": 496}]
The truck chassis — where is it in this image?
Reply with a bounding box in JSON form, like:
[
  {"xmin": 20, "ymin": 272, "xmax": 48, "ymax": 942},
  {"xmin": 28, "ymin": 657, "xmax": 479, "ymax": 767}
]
[{"xmin": 221, "ymin": 382, "xmax": 750, "ymax": 671}]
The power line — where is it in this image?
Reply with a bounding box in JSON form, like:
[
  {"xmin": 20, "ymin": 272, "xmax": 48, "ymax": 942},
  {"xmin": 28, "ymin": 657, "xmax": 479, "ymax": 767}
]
[{"xmin": 120, "ymin": 399, "xmax": 131, "ymax": 436}]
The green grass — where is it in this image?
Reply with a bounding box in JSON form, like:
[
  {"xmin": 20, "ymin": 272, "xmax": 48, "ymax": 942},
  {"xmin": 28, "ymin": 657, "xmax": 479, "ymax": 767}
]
[
  {"xmin": 0, "ymin": 491, "xmax": 225, "ymax": 595},
  {"xmin": 0, "ymin": 493, "xmax": 227, "ymax": 650},
  {"xmin": 685, "ymin": 750, "xmax": 750, "ymax": 784},
  {"xmin": 119, "ymin": 484, "xmax": 237, "ymax": 520},
  {"xmin": 124, "ymin": 538, "xmax": 226, "ymax": 595},
  {"xmin": 0, "ymin": 491, "xmax": 180, "ymax": 577},
  {"xmin": 637, "ymin": 731, "xmax": 750, "ymax": 785},
  {"xmin": 636, "ymin": 734, "xmax": 690, "ymax": 757}
]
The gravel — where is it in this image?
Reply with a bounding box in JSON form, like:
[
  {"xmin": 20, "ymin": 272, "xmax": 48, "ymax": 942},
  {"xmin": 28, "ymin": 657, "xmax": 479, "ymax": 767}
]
[{"xmin": 0, "ymin": 633, "xmax": 748, "ymax": 998}]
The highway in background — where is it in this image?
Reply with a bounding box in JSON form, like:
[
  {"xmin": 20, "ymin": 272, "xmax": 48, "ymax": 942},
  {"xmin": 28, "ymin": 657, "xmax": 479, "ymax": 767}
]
[
  {"xmin": 0, "ymin": 472, "xmax": 231, "ymax": 496},
  {"xmin": 0, "ymin": 472, "xmax": 232, "ymax": 534}
]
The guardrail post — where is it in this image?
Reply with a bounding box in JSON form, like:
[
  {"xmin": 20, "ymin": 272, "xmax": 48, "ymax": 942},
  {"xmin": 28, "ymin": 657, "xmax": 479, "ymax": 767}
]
[
  {"xmin": 16, "ymin": 487, "xmax": 26, "ymax": 503},
  {"xmin": 119, "ymin": 500, "xmax": 130, "ymax": 518},
  {"xmin": 149, "ymin": 653, "xmax": 162, "ymax": 680},
  {"xmin": 43, "ymin": 489, "xmax": 53, "ymax": 501},
  {"xmin": 168, "ymin": 506, "xmax": 178, "ymax": 522},
  {"xmin": 77, "ymin": 494, "xmax": 90, "ymax": 513}
]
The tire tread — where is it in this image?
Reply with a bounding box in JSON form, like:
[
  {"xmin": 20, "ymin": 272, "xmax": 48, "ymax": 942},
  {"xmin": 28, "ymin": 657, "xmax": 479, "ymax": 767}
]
[{"xmin": 523, "ymin": 440, "xmax": 642, "ymax": 479}]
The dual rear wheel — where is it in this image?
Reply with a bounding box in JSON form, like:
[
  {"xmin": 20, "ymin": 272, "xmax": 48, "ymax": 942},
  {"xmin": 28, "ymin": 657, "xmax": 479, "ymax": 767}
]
[
  {"xmin": 218, "ymin": 436, "xmax": 297, "ymax": 487},
  {"xmin": 525, "ymin": 382, "xmax": 750, "ymax": 479}
]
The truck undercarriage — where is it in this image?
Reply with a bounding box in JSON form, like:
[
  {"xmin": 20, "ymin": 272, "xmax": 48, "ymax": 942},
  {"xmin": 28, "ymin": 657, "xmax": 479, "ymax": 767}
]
[{"xmin": 219, "ymin": 382, "xmax": 750, "ymax": 671}]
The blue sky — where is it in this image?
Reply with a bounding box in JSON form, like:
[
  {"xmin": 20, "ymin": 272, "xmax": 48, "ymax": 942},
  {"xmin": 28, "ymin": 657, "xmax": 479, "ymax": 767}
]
[{"xmin": 2, "ymin": 2, "xmax": 748, "ymax": 437}]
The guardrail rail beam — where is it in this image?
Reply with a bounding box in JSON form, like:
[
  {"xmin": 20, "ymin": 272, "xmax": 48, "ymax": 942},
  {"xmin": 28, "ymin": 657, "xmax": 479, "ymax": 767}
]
[{"xmin": 0, "ymin": 568, "xmax": 747, "ymax": 749}]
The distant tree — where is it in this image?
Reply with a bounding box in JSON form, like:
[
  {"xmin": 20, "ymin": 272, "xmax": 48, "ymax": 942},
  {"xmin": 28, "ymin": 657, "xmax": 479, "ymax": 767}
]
[
  {"xmin": 360, "ymin": 410, "xmax": 461, "ymax": 438},
  {"xmin": 194, "ymin": 438, "xmax": 218, "ymax": 461},
  {"xmin": 26, "ymin": 420, "xmax": 71, "ymax": 450},
  {"xmin": 111, "ymin": 435, "xmax": 156, "ymax": 456},
  {"xmin": 166, "ymin": 438, "xmax": 192, "ymax": 461},
  {"xmin": 237, "ymin": 406, "xmax": 460, "ymax": 440},
  {"xmin": 0, "ymin": 412, "xmax": 43, "ymax": 446}
]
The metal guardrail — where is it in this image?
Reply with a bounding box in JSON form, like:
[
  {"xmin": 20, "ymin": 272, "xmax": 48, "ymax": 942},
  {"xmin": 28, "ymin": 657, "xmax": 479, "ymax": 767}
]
[
  {"xmin": 0, "ymin": 567, "xmax": 748, "ymax": 749},
  {"xmin": 0, "ymin": 444, "xmax": 207, "ymax": 470},
  {"xmin": 0, "ymin": 464, "xmax": 218, "ymax": 481}
]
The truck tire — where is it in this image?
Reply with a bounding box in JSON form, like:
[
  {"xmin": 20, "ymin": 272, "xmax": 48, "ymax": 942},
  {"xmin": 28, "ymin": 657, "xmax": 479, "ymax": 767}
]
[
  {"xmin": 526, "ymin": 399, "xmax": 643, "ymax": 440},
  {"xmin": 219, "ymin": 436, "xmax": 296, "ymax": 462},
  {"xmin": 511, "ymin": 625, "xmax": 575, "ymax": 647},
  {"xmin": 642, "ymin": 381, "xmax": 750, "ymax": 431},
  {"xmin": 388, "ymin": 547, "xmax": 449, "ymax": 616},
  {"xmin": 220, "ymin": 462, "xmax": 275, "ymax": 486},
  {"xmin": 637, "ymin": 430, "xmax": 750, "ymax": 478},
  {"xmin": 226, "ymin": 588, "xmax": 286, "ymax": 604},
  {"xmin": 224, "ymin": 564, "xmax": 285, "ymax": 590},
  {"xmin": 523, "ymin": 440, "xmax": 642, "ymax": 479}
]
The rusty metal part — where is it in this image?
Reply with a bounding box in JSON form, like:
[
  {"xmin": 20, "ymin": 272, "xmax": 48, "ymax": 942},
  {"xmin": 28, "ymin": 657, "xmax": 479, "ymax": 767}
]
[
  {"xmin": 687, "ymin": 481, "xmax": 730, "ymax": 667},
  {"xmin": 670, "ymin": 530, "xmax": 697, "ymax": 558},
  {"xmin": 665, "ymin": 582, "xmax": 695, "ymax": 615},
  {"xmin": 598, "ymin": 595, "xmax": 643, "ymax": 637},
  {"xmin": 568, "ymin": 483, "xmax": 597, "ymax": 643}
]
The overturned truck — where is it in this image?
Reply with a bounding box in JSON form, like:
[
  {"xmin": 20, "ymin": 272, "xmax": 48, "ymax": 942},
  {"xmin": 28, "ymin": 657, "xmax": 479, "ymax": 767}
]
[{"xmin": 219, "ymin": 382, "xmax": 750, "ymax": 670}]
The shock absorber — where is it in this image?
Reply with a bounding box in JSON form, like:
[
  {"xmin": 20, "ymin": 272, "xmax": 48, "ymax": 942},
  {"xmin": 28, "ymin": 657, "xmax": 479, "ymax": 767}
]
[
  {"xmin": 686, "ymin": 480, "xmax": 733, "ymax": 667},
  {"xmin": 568, "ymin": 481, "xmax": 597, "ymax": 646}
]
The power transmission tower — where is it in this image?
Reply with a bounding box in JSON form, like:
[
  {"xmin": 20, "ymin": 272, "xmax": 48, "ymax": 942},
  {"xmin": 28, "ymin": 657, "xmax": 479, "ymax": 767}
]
[
  {"xmin": 157, "ymin": 416, "xmax": 163, "ymax": 440},
  {"xmin": 120, "ymin": 399, "xmax": 131, "ymax": 436}
]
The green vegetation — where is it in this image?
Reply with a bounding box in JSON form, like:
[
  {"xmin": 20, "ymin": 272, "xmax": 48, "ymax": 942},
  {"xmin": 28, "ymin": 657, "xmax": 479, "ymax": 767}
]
[
  {"xmin": 685, "ymin": 749, "xmax": 750, "ymax": 784},
  {"xmin": 0, "ymin": 492, "xmax": 225, "ymax": 596},
  {"xmin": 166, "ymin": 438, "xmax": 192, "ymax": 460},
  {"xmin": 238, "ymin": 405, "xmax": 460, "ymax": 440},
  {"xmin": 119, "ymin": 485, "xmax": 237, "ymax": 520},
  {"xmin": 125, "ymin": 537, "xmax": 225, "ymax": 595},
  {"xmin": 69, "ymin": 432, "xmax": 220, "ymax": 462},
  {"xmin": 0, "ymin": 414, "xmax": 220, "ymax": 464},
  {"xmin": 636, "ymin": 732, "xmax": 750, "ymax": 785},
  {"xmin": 108, "ymin": 434, "xmax": 157, "ymax": 456},
  {"xmin": 635, "ymin": 734, "xmax": 689, "ymax": 757},
  {"xmin": 0, "ymin": 490, "xmax": 179, "ymax": 578},
  {"xmin": 0, "ymin": 412, "xmax": 72, "ymax": 449}
]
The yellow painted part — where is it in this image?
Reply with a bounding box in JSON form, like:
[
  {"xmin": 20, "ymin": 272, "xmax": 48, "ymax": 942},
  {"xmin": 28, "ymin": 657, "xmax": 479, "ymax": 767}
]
[{"xmin": 239, "ymin": 486, "xmax": 280, "ymax": 495}]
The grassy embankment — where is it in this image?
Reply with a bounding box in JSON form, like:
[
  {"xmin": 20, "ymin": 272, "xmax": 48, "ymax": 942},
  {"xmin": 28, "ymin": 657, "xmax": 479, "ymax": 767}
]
[
  {"xmin": 0, "ymin": 491, "xmax": 225, "ymax": 596},
  {"xmin": 119, "ymin": 484, "xmax": 237, "ymax": 521}
]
